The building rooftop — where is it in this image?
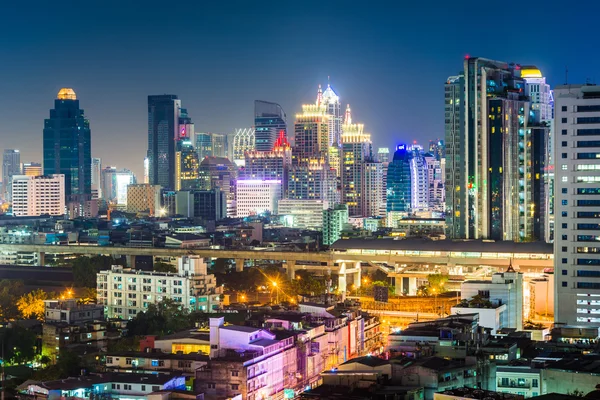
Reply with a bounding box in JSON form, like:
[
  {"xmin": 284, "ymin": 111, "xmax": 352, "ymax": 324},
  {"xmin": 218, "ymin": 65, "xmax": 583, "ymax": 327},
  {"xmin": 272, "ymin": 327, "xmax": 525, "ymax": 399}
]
[
  {"xmin": 159, "ymin": 330, "xmax": 210, "ymax": 341},
  {"xmin": 393, "ymin": 356, "xmax": 465, "ymax": 372},
  {"xmin": 107, "ymin": 351, "xmax": 209, "ymax": 361},
  {"xmin": 221, "ymin": 325, "xmax": 261, "ymax": 333},
  {"xmin": 341, "ymin": 356, "xmax": 389, "ymax": 368},
  {"xmin": 251, "ymin": 338, "xmax": 279, "ymax": 347},
  {"xmin": 330, "ymin": 238, "xmax": 552, "ymax": 254},
  {"xmin": 438, "ymin": 387, "xmax": 523, "ymax": 400},
  {"xmin": 23, "ymin": 373, "xmax": 180, "ymax": 391},
  {"xmin": 547, "ymin": 355, "xmax": 600, "ymax": 373}
]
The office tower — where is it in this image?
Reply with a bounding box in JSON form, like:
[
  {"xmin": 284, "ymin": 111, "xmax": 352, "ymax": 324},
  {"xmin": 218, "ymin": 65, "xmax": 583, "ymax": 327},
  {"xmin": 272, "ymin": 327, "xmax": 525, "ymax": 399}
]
[
  {"xmin": 289, "ymin": 104, "xmax": 336, "ymax": 202},
  {"xmin": 377, "ymin": 147, "xmax": 390, "ymax": 163},
  {"xmin": 175, "ymin": 139, "xmax": 200, "ymax": 191},
  {"xmin": 43, "ymin": 88, "xmax": 92, "ymax": 213},
  {"xmin": 198, "ymin": 157, "xmax": 237, "ymax": 217},
  {"xmin": 554, "ymin": 83, "xmax": 600, "ymax": 326},
  {"xmin": 194, "ymin": 132, "xmax": 214, "ymax": 161},
  {"xmin": 91, "ymin": 158, "xmax": 102, "ymax": 199},
  {"xmin": 101, "ymin": 167, "xmax": 135, "ymax": 207},
  {"xmin": 341, "ymin": 108, "xmax": 373, "ymax": 216},
  {"xmin": 232, "ymin": 128, "xmax": 255, "ymax": 166},
  {"xmin": 387, "ymin": 144, "xmax": 412, "ymax": 212},
  {"xmin": 254, "ymin": 100, "xmax": 287, "ymax": 152},
  {"xmin": 362, "ymin": 161, "xmax": 384, "ymax": 217},
  {"xmin": 428, "ymin": 140, "xmax": 445, "ymax": 160},
  {"xmin": 409, "ymin": 145, "xmax": 429, "ymax": 211},
  {"xmin": 424, "ymin": 153, "xmax": 444, "ymax": 211},
  {"xmin": 2, "ymin": 149, "xmax": 20, "ymax": 201},
  {"xmin": 178, "ymin": 108, "xmax": 194, "ymax": 140},
  {"xmin": 211, "ymin": 134, "xmax": 228, "ymax": 158},
  {"xmin": 318, "ymin": 83, "xmax": 342, "ymax": 147},
  {"xmin": 445, "ymin": 58, "xmax": 547, "ymax": 241},
  {"xmin": 22, "ymin": 162, "xmax": 42, "ymax": 177},
  {"xmin": 147, "ymin": 95, "xmax": 181, "ymax": 189},
  {"xmin": 175, "ymin": 189, "xmax": 226, "ymax": 221},
  {"xmin": 522, "ymin": 67, "xmax": 555, "ymax": 242},
  {"xmin": 11, "ymin": 174, "xmax": 65, "ymax": 216},
  {"xmin": 322, "ymin": 204, "xmax": 349, "ymax": 245},
  {"xmin": 126, "ymin": 184, "xmax": 162, "ymax": 215},
  {"xmin": 143, "ymin": 157, "xmax": 149, "ymax": 184},
  {"xmin": 236, "ymin": 180, "xmax": 282, "ymax": 217}
]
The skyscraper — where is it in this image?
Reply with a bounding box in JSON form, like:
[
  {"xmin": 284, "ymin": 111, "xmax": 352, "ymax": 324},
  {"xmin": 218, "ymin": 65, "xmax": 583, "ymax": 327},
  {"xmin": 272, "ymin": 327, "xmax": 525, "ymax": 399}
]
[
  {"xmin": 147, "ymin": 95, "xmax": 181, "ymax": 190},
  {"xmin": 91, "ymin": 158, "xmax": 102, "ymax": 199},
  {"xmin": 101, "ymin": 167, "xmax": 135, "ymax": 206},
  {"xmin": 318, "ymin": 83, "xmax": 342, "ymax": 147},
  {"xmin": 232, "ymin": 128, "xmax": 255, "ymax": 166},
  {"xmin": 554, "ymin": 83, "xmax": 600, "ymax": 326},
  {"xmin": 2, "ymin": 149, "xmax": 20, "ymax": 202},
  {"xmin": 387, "ymin": 144, "xmax": 412, "ymax": 212},
  {"xmin": 22, "ymin": 162, "xmax": 42, "ymax": 177},
  {"xmin": 194, "ymin": 133, "xmax": 214, "ymax": 161},
  {"xmin": 11, "ymin": 174, "xmax": 65, "ymax": 217},
  {"xmin": 198, "ymin": 157, "xmax": 237, "ymax": 217},
  {"xmin": 341, "ymin": 105, "xmax": 373, "ymax": 216},
  {"xmin": 445, "ymin": 58, "xmax": 547, "ymax": 241},
  {"xmin": 211, "ymin": 134, "xmax": 228, "ymax": 158},
  {"xmin": 43, "ymin": 88, "xmax": 92, "ymax": 210},
  {"xmin": 409, "ymin": 145, "xmax": 429, "ymax": 211},
  {"xmin": 175, "ymin": 139, "xmax": 200, "ymax": 190},
  {"xmin": 254, "ymin": 101, "xmax": 287, "ymax": 152},
  {"xmin": 361, "ymin": 161, "xmax": 384, "ymax": 217}
]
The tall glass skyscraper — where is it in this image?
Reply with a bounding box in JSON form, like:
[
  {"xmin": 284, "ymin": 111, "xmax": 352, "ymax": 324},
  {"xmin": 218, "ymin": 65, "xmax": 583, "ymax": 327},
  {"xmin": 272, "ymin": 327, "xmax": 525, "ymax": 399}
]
[
  {"xmin": 386, "ymin": 144, "xmax": 412, "ymax": 212},
  {"xmin": 43, "ymin": 88, "xmax": 91, "ymax": 205},
  {"xmin": 254, "ymin": 101, "xmax": 286, "ymax": 152},
  {"xmin": 2, "ymin": 149, "xmax": 20, "ymax": 202},
  {"xmin": 147, "ymin": 94, "xmax": 181, "ymax": 190}
]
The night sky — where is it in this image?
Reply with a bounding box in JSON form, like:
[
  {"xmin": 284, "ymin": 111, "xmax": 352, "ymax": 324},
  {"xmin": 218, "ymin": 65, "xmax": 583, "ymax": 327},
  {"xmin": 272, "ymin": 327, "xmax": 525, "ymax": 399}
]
[{"xmin": 1, "ymin": 0, "xmax": 599, "ymax": 179}]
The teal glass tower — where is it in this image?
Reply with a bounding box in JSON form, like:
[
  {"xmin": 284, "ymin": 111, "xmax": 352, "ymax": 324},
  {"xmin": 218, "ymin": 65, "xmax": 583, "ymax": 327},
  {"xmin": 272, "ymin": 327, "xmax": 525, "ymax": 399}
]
[
  {"xmin": 386, "ymin": 144, "xmax": 412, "ymax": 212},
  {"xmin": 43, "ymin": 88, "xmax": 91, "ymax": 204}
]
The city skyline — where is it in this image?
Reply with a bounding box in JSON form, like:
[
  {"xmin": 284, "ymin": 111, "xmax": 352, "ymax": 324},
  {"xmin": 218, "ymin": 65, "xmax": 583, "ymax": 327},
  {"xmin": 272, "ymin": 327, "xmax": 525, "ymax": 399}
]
[{"xmin": 1, "ymin": 2, "xmax": 599, "ymax": 179}]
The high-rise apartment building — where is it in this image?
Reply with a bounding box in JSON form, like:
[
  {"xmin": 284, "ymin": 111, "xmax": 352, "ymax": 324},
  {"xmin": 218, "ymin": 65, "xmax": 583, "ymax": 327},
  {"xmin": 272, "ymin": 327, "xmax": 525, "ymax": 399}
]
[
  {"xmin": 278, "ymin": 199, "xmax": 328, "ymax": 229},
  {"xmin": 198, "ymin": 157, "xmax": 237, "ymax": 217},
  {"xmin": 362, "ymin": 161, "xmax": 384, "ymax": 217},
  {"xmin": 147, "ymin": 95, "xmax": 180, "ymax": 190},
  {"xmin": 318, "ymin": 84, "xmax": 342, "ymax": 147},
  {"xmin": 254, "ymin": 100, "xmax": 287, "ymax": 152},
  {"xmin": 143, "ymin": 157, "xmax": 149, "ymax": 184},
  {"xmin": 126, "ymin": 184, "xmax": 162, "ymax": 215},
  {"xmin": 91, "ymin": 158, "xmax": 102, "ymax": 199},
  {"xmin": 444, "ymin": 58, "xmax": 548, "ymax": 241},
  {"xmin": 323, "ymin": 204, "xmax": 349, "ymax": 246},
  {"xmin": 22, "ymin": 162, "xmax": 42, "ymax": 177},
  {"xmin": 554, "ymin": 83, "xmax": 600, "ymax": 326},
  {"xmin": 43, "ymin": 88, "xmax": 91, "ymax": 210},
  {"xmin": 242, "ymin": 147, "xmax": 289, "ymax": 196},
  {"xmin": 175, "ymin": 140, "xmax": 200, "ymax": 191},
  {"xmin": 341, "ymin": 111, "xmax": 373, "ymax": 216},
  {"xmin": 194, "ymin": 133, "xmax": 213, "ymax": 161},
  {"xmin": 232, "ymin": 128, "xmax": 255, "ymax": 166},
  {"xmin": 409, "ymin": 145, "xmax": 429, "ymax": 211},
  {"xmin": 11, "ymin": 174, "xmax": 65, "ymax": 216},
  {"xmin": 2, "ymin": 149, "xmax": 20, "ymax": 201},
  {"xmin": 377, "ymin": 147, "xmax": 390, "ymax": 163}
]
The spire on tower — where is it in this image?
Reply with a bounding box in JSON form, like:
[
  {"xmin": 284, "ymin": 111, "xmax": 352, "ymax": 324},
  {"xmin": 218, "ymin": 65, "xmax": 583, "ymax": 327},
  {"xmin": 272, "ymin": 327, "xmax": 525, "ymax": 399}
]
[
  {"xmin": 344, "ymin": 104, "xmax": 352, "ymax": 125},
  {"xmin": 316, "ymin": 84, "xmax": 323, "ymax": 106}
]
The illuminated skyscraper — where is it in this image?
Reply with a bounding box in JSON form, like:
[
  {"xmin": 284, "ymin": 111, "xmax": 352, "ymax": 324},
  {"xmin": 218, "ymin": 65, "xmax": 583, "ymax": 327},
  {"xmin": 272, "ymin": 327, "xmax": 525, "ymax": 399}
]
[
  {"xmin": 409, "ymin": 145, "xmax": 429, "ymax": 211},
  {"xmin": 22, "ymin": 162, "xmax": 42, "ymax": 177},
  {"xmin": 445, "ymin": 58, "xmax": 547, "ymax": 241},
  {"xmin": 318, "ymin": 83, "xmax": 342, "ymax": 147},
  {"xmin": 199, "ymin": 157, "xmax": 237, "ymax": 217},
  {"xmin": 387, "ymin": 145, "xmax": 412, "ymax": 212},
  {"xmin": 143, "ymin": 157, "xmax": 149, "ymax": 184},
  {"xmin": 232, "ymin": 128, "xmax": 255, "ymax": 166},
  {"xmin": 361, "ymin": 161, "xmax": 384, "ymax": 217},
  {"xmin": 2, "ymin": 149, "xmax": 20, "ymax": 202},
  {"xmin": 377, "ymin": 147, "xmax": 390, "ymax": 163},
  {"xmin": 211, "ymin": 134, "xmax": 228, "ymax": 158},
  {"xmin": 147, "ymin": 95, "xmax": 180, "ymax": 190},
  {"xmin": 194, "ymin": 133, "xmax": 213, "ymax": 161},
  {"xmin": 43, "ymin": 88, "xmax": 92, "ymax": 211},
  {"xmin": 341, "ymin": 105, "xmax": 373, "ymax": 216},
  {"xmin": 175, "ymin": 140, "xmax": 200, "ymax": 191},
  {"xmin": 254, "ymin": 100, "xmax": 286, "ymax": 152}
]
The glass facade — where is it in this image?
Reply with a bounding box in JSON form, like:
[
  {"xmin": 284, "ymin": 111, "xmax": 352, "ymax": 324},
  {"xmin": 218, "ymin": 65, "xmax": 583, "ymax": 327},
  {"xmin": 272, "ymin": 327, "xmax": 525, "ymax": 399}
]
[
  {"xmin": 147, "ymin": 94, "xmax": 179, "ymax": 190},
  {"xmin": 43, "ymin": 89, "xmax": 91, "ymax": 203},
  {"xmin": 254, "ymin": 101, "xmax": 286, "ymax": 152},
  {"xmin": 386, "ymin": 145, "xmax": 412, "ymax": 212}
]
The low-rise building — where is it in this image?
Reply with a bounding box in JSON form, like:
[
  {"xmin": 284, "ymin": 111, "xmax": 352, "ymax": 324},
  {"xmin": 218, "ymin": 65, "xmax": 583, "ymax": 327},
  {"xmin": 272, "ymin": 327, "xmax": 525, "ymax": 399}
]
[{"xmin": 496, "ymin": 365, "xmax": 543, "ymax": 398}]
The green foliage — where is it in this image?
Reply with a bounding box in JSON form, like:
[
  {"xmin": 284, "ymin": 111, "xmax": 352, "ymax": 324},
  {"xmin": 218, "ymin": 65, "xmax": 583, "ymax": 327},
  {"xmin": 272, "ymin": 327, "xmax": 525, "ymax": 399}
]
[
  {"xmin": 0, "ymin": 326, "xmax": 38, "ymax": 365},
  {"xmin": 0, "ymin": 280, "xmax": 25, "ymax": 320},
  {"xmin": 567, "ymin": 390, "xmax": 584, "ymax": 397},
  {"xmin": 126, "ymin": 298, "xmax": 192, "ymax": 337},
  {"xmin": 107, "ymin": 336, "xmax": 140, "ymax": 353},
  {"xmin": 72, "ymin": 255, "xmax": 124, "ymax": 288},
  {"xmin": 427, "ymin": 273, "xmax": 449, "ymax": 293},
  {"xmin": 372, "ymin": 280, "xmax": 394, "ymax": 295},
  {"xmin": 33, "ymin": 350, "xmax": 85, "ymax": 381},
  {"xmin": 290, "ymin": 270, "xmax": 326, "ymax": 296},
  {"xmin": 457, "ymin": 294, "xmax": 493, "ymax": 309},
  {"xmin": 153, "ymin": 262, "xmax": 177, "ymax": 273}
]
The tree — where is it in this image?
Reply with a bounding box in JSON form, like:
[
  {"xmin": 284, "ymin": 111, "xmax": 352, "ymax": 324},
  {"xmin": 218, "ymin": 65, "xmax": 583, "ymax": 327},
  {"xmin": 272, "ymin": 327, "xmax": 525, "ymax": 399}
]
[
  {"xmin": 17, "ymin": 289, "xmax": 49, "ymax": 320},
  {"xmin": 0, "ymin": 326, "xmax": 37, "ymax": 365},
  {"xmin": 153, "ymin": 262, "xmax": 177, "ymax": 273},
  {"xmin": 127, "ymin": 298, "xmax": 191, "ymax": 337},
  {"xmin": 427, "ymin": 273, "xmax": 449, "ymax": 293},
  {"xmin": 0, "ymin": 280, "xmax": 25, "ymax": 320},
  {"xmin": 72, "ymin": 255, "xmax": 123, "ymax": 288}
]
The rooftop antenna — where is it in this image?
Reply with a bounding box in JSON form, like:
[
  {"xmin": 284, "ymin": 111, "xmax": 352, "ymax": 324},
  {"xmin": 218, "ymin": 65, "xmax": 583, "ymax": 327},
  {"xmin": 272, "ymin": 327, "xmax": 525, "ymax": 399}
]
[
  {"xmin": 328, "ymin": 75, "xmax": 330, "ymax": 87},
  {"xmin": 565, "ymin": 66, "xmax": 569, "ymax": 85}
]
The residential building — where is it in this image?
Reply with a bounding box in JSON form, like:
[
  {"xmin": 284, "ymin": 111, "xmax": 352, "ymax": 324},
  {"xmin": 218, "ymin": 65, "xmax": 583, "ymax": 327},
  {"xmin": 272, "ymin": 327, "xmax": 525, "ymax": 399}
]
[
  {"xmin": 278, "ymin": 199, "xmax": 328, "ymax": 229},
  {"xmin": 323, "ymin": 204, "xmax": 349, "ymax": 245},
  {"xmin": 97, "ymin": 264, "xmax": 222, "ymax": 319},
  {"xmin": 143, "ymin": 157, "xmax": 149, "ymax": 184},
  {"xmin": 101, "ymin": 167, "xmax": 135, "ymax": 207},
  {"xmin": 232, "ymin": 128, "xmax": 255, "ymax": 166},
  {"xmin": 241, "ymin": 144, "xmax": 290, "ymax": 195},
  {"xmin": 2, "ymin": 149, "xmax": 20, "ymax": 201},
  {"xmin": 126, "ymin": 184, "xmax": 162, "ymax": 215},
  {"xmin": 496, "ymin": 366, "xmax": 542, "ymax": 398},
  {"xmin": 554, "ymin": 83, "xmax": 600, "ymax": 326},
  {"xmin": 410, "ymin": 145, "xmax": 429, "ymax": 211},
  {"xmin": 44, "ymin": 299, "xmax": 104, "ymax": 324},
  {"xmin": 11, "ymin": 174, "xmax": 65, "ymax": 216},
  {"xmin": 105, "ymin": 350, "xmax": 208, "ymax": 376},
  {"xmin": 147, "ymin": 94, "xmax": 180, "ymax": 190},
  {"xmin": 362, "ymin": 161, "xmax": 384, "ymax": 217},
  {"xmin": 460, "ymin": 266, "xmax": 524, "ymax": 330},
  {"xmin": 377, "ymin": 147, "xmax": 390, "ymax": 163},
  {"xmin": 254, "ymin": 100, "xmax": 287, "ymax": 152},
  {"xmin": 43, "ymin": 88, "xmax": 92, "ymax": 211},
  {"xmin": 444, "ymin": 59, "xmax": 547, "ymax": 241},
  {"xmin": 451, "ymin": 303, "xmax": 507, "ymax": 335},
  {"xmin": 236, "ymin": 179, "xmax": 282, "ymax": 217}
]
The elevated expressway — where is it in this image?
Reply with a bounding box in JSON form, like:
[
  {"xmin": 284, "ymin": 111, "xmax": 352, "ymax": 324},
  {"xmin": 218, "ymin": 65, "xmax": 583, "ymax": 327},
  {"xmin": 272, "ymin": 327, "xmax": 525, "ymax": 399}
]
[{"xmin": 0, "ymin": 238, "xmax": 553, "ymax": 293}]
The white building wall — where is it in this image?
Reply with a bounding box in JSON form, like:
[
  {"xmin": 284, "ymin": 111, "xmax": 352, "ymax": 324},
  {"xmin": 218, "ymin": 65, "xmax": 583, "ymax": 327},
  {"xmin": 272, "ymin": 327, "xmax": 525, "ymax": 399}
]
[
  {"xmin": 236, "ymin": 180, "xmax": 281, "ymax": 217},
  {"xmin": 277, "ymin": 199, "xmax": 327, "ymax": 229},
  {"xmin": 11, "ymin": 174, "xmax": 65, "ymax": 216}
]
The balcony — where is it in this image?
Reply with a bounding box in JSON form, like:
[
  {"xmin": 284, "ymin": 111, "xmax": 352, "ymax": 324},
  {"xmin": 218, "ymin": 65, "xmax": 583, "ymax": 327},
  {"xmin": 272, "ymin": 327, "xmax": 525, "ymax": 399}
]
[{"xmin": 498, "ymin": 381, "xmax": 532, "ymax": 389}]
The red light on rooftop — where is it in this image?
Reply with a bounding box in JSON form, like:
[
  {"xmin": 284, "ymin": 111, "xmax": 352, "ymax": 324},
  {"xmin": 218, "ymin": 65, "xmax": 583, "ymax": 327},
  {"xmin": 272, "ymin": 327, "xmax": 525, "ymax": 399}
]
[{"xmin": 465, "ymin": 54, "xmax": 470, "ymax": 59}]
